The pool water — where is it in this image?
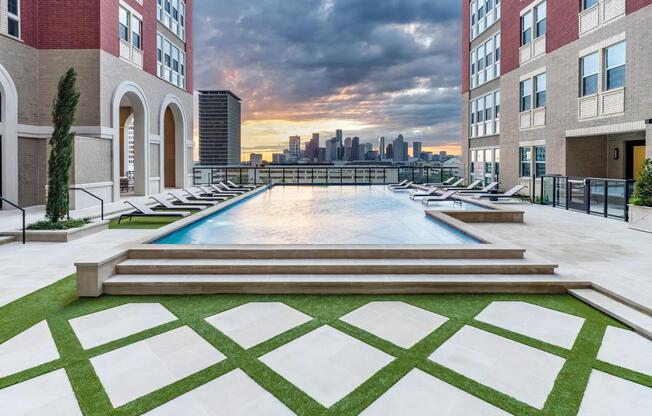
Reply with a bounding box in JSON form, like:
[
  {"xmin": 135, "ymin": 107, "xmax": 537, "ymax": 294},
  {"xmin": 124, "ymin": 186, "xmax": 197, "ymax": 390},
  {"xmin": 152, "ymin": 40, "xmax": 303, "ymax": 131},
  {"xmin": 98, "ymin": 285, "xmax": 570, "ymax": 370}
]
[{"xmin": 155, "ymin": 186, "xmax": 481, "ymax": 245}]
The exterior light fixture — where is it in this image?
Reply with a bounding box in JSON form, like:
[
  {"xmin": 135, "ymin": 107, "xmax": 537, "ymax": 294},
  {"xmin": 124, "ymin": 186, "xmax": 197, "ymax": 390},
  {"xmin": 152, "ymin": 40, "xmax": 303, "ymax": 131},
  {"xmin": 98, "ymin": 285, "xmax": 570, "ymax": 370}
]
[{"xmin": 613, "ymin": 148, "xmax": 620, "ymax": 160}]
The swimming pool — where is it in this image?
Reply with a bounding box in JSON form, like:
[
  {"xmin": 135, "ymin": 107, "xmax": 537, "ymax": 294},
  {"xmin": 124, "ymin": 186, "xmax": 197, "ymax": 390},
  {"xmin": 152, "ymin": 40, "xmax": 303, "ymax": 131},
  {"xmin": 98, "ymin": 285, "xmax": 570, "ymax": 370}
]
[{"xmin": 155, "ymin": 186, "xmax": 482, "ymax": 245}]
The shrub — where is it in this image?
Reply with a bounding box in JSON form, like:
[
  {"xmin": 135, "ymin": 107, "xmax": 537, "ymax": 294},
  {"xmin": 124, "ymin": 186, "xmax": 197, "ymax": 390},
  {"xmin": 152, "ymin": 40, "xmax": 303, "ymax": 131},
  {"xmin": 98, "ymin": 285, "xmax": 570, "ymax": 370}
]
[
  {"xmin": 630, "ymin": 159, "xmax": 652, "ymax": 207},
  {"xmin": 27, "ymin": 218, "xmax": 91, "ymax": 231}
]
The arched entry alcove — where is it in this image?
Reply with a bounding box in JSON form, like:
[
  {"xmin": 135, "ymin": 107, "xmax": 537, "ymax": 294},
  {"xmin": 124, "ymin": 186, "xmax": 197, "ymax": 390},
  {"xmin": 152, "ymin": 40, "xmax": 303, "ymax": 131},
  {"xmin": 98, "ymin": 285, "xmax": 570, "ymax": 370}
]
[
  {"xmin": 159, "ymin": 95, "xmax": 187, "ymax": 190},
  {"xmin": 0, "ymin": 63, "xmax": 19, "ymax": 207}
]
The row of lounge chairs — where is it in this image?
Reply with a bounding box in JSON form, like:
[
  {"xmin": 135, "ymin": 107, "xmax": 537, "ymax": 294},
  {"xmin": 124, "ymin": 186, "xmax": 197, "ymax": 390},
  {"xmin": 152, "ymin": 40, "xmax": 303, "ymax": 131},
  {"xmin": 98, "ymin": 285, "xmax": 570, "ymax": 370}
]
[
  {"xmin": 387, "ymin": 178, "xmax": 527, "ymax": 206},
  {"xmin": 117, "ymin": 181, "xmax": 259, "ymax": 223}
]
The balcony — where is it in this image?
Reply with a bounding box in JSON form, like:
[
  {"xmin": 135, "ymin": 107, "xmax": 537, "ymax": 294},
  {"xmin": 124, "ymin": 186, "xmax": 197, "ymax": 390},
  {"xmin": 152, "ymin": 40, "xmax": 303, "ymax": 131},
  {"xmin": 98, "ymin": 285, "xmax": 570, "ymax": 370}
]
[
  {"xmin": 519, "ymin": 35, "xmax": 546, "ymax": 66},
  {"xmin": 578, "ymin": 88, "xmax": 624, "ymax": 121},
  {"xmin": 579, "ymin": 0, "xmax": 625, "ymax": 37}
]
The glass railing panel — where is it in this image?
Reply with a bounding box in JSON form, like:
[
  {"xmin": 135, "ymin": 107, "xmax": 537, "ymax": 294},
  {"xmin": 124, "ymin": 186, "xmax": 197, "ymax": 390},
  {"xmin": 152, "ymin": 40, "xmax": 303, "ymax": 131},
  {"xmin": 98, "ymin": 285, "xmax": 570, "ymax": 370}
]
[
  {"xmin": 607, "ymin": 181, "xmax": 627, "ymax": 219},
  {"xmin": 555, "ymin": 177, "xmax": 568, "ymax": 208},
  {"xmin": 589, "ymin": 180, "xmax": 606, "ymax": 216},
  {"xmin": 328, "ymin": 169, "xmax": 342, "ymax": 184},
  {"xmin": 541, "ymin": 176, "xmax": 554, "ymax": 205}
]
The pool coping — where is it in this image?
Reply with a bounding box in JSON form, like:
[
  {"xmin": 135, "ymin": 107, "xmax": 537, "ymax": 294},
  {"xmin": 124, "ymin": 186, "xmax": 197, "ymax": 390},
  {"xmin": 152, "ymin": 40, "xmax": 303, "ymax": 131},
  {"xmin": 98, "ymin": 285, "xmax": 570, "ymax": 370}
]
[{"xmin": 75, "ymin": 185, "xmax": 535, "ymax": 297}]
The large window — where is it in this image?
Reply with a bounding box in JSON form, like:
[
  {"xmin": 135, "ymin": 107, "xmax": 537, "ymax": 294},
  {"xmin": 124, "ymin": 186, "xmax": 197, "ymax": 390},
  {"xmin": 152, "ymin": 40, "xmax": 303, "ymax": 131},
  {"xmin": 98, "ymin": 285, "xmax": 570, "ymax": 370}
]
[
  {"xmin": 470, "ymin": 0, "xmax": 501, "ymax": 40},
  {"xmin": 157, "ymin": 33, "xmax": 186, "ymax": 89},
  {"xmin": 534, "ymin": 1, "xmax": 547, "ymax": 37},
  {"xmin": 605, "ymin": 42, "xmax": 626, "ymax": 91},
  {"xmin": 469, "ymin": 90, "xmax": 500, "ymax": 138},
  {"xmin": 470, "ymin": 32, "xmax": 500, "ymax": 89},
  {"xmin": 520, "ymin": 147, "xmax": 532, "ymax": 177},
  {"xmin": 520, "ymin": 79, "xmax": 532, "ymax": 112},
  {"xmin": 119, "ymin": 7, "xmax": 130, "ymax": 42},
  {"xmin": 535, "ymin": 146, "xmax": 546, "ymax": 177},
  {"xmin": 158, "ymin": 0, "xmax": 186, "ymax": 40},
  {"xmin": 131, "ymin": 15, "xmax": 142, "ymax": 50},
  {"xmin": 582, "ymin": 0, "xmax": 598, "ymax": 10},
  {"xmin": 534, "ymin": 73, "xmax": 547, "ymax": 108},
  {"xmin": 580, "ymin": 52, "xmax": 599, "ymax": 96},
  {"xmin": 521, "ymin": 11, "xmax": 532, "ymax": 46}
]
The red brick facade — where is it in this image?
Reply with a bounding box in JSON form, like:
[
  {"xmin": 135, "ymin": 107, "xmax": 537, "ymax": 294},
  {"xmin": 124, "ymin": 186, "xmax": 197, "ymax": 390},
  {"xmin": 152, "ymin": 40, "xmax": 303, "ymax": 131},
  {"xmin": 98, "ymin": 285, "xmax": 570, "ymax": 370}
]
[
  {"xmin": 19, "ymin": 0, "xmax": 193, "ymax": 93},
  {"xmin": 627, "ymin": 0, "xmax": 652, "ymax": 13}
]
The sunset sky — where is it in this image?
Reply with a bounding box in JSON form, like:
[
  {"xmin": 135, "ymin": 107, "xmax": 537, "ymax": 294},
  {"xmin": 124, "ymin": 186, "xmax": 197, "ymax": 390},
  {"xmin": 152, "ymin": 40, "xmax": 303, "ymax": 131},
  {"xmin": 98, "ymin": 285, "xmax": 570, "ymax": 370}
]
[{"xmin": 193, "ymin": 0, "xmax": 462, "ymax": 161}]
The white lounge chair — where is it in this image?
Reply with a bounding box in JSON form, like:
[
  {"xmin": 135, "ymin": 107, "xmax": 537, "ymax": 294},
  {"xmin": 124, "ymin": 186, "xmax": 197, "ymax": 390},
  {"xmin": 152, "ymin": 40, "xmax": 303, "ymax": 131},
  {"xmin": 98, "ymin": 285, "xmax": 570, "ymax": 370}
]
[
  {"xmin": 150, "ymin": 195, "xmax": 205, "ymax": 211},
  {"xmin": 424, "ymin": 177, "xmax": 458, "ymax": 187},
  {"xmin": 169, "ymin": 191, "xmax": 217, "ymax": 207},
  {"xmin": 227, "ymin": 180, "xmax": 256, "ymax": 189},
  {"xmin": 184, "ymin": 188, "xmax": 230, "ymax": 201},
  {"xmin": 443, "ymin": 179, "xmax": 483, "ymax": 191},
  {"xmin": 410, "ymin": 186, "xmax": 442, "ymax": 200},
  {"xmin": 458, "ymin": 182, "xmax": 499, "ymax": 194},
  {"xmin": 216, "ymin": 182, "xmax": 248, "ymax": 194},
  {"xmin": 118, "ymin": 200, "xmax": 189, "ymax": 223},
  {"xmin": 391, "ymin": 181, "xmax": 415, "ymax": 192},
  {"xmin": 198, "ymin": 185, "xmax": 238, "ymax": 197},
  {"xmin": 475, "ymin": 185, "xmax": 528, "ymax": 201},
  {"xmin": 421, "ymin": 190, "xmax": 460, "ymax": 206},
  {"xmin": 387, "ymin": 180, "xmax": 408, "ymax": 190}
]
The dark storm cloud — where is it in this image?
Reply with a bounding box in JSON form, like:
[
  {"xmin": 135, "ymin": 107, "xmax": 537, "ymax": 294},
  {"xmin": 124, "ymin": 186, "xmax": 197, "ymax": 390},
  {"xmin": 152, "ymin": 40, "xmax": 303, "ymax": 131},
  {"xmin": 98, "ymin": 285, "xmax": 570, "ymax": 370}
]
[{"xmin": 194, "ymin": 0, "xmax": 462, "ymax": 146}]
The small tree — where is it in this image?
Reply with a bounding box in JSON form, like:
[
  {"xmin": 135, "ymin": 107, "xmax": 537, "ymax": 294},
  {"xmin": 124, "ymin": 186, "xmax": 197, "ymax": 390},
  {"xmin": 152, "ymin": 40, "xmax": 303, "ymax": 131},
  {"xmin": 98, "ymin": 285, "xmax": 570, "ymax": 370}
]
[
  {"xmin": 630, "ymin": 159, "xmax": 652, "ymax": 207},
  {"xmin": 46, "ymin": 68, "xmax": 80, "ymax": 222}
]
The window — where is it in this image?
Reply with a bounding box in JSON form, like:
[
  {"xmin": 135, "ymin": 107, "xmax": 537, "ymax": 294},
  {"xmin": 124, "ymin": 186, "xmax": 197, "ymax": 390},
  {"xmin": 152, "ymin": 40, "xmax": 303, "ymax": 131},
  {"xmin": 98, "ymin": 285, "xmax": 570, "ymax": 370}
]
[
  {"xmin": 158, "ymin": 0, "xmax": 186, "ymax": 40},
  {"xmin": 494, "ymin": 149, "xmax": 501, "ymax": 181},
  {"xmin": 494, "ymin": 91, "xmax": 500, "ymax": 119},
  {"xmin": 471, "ymin": 0, "xmax": 501, "ymax": 40},
  {"xmin": 520, "ymin": 79, "xmax": 532, "ymax": 111},
  {"xmin": 8, "ymin": 0, "xmax": 20, "ymax": 38},
  {"xmin": 520, "ymin": 147, "xmax": 532, "ymax": 177},
  {"xmin": 535, "ymin": 1, "xmax": 546, "ymax": 37},
  {"xmin": 119, "ymin": 7, "xmax": 130, "ymax": 42},
  {"xmin": 605, "ymin": 42, "xmax": 626, "ymax": 90},
  {"xmin": 131, "ymin": 16, "xmax": 142, "ymax": 50},
  {"xmin": 581, "ymin": 52, "xmax": 599, "ymax": 96},
  {"xmin": 470, "ymin": 90, "xmax": 500, "ymax": 138},
  {"xmin": 477, "ymin": 97, "xmax": 485, "ymax": 123},
  {"xmin": 470, "ymin": 32, "xmax": 500, "ymax": 89},
  {"xmin": 535, "ymin": 146, "xmax": 546, "ymax": 176},
  {"xmin": 521, "ymin": 11, "xmax": 532, "ymax": 45},
  {"xmin": 157, "ymin": 32, "xmax": 186, "ymax": 89},
  {"xmin": 534, "ymin": 73, "xmax": 547, "ymax": 108},
  {"xmin": 583, "ymin": 0, "xmax": 598, "ymax": 10}
]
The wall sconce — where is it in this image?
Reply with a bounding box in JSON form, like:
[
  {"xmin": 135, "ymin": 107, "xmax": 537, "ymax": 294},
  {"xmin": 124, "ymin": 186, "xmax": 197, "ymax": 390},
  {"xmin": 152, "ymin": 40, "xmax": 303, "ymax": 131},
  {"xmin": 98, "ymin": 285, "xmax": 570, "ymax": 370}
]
[{"xmin": 613, "ymin": 148, "xmax": 620, "ymax": 160}]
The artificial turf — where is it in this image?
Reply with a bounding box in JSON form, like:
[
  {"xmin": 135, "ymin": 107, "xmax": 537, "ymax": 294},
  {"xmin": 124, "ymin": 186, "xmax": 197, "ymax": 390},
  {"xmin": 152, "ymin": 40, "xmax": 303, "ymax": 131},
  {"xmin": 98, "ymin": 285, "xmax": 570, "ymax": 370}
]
[
  {"xmin": 1, "ymin": 275, "xmax": 650, "ymax": 416},
  {"xmin": 108, "ymin": 216, "xmax": 185, "ymax": 230}
]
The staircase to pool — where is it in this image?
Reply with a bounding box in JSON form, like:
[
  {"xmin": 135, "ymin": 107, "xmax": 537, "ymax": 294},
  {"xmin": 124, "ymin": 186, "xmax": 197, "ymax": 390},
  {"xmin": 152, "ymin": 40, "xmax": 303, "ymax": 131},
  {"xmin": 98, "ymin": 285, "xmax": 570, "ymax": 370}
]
[{"xmin": 96, "ymin": 245, "xmax": 580, "ymax": 295}]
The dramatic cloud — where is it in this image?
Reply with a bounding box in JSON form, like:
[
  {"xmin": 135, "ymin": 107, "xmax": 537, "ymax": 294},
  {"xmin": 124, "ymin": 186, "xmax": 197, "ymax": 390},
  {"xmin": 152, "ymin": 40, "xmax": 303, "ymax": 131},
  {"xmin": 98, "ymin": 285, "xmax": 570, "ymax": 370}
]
[{"xmin": 194, "ymin": 0, "xmax": 462, "ymax": 157}]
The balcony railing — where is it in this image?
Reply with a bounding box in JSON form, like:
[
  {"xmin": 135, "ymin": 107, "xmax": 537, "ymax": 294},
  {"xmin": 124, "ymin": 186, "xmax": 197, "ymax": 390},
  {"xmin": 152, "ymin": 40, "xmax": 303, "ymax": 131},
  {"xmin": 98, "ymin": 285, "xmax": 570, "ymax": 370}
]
[
  {"xmin": 193, "ymin": 166, "xmax": 459, "ymax": 187},
  {"xmin": 538, "ymin": 175, "xmax": 634, "ymax": 221}
]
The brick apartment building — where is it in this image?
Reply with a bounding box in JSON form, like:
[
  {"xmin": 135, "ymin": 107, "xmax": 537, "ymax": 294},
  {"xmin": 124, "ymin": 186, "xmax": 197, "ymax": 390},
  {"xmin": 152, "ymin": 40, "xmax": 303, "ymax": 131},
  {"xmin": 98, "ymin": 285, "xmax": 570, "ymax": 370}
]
[
  {"xmin": 462, "ymin": 0, "xmax": 652, "ymax": 193},
  {"xmin": 0, "ymin": 0, "xmax": 194, "ymax": 209}
]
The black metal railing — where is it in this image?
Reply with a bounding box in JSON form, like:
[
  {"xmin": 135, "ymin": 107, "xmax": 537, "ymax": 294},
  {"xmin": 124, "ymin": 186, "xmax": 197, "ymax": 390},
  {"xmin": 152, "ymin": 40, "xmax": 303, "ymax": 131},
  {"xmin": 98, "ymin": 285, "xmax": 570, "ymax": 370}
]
[
  {"xmin": 69, "ymin": 187, "xmax": 105, "ymax": 220},
  {"xmin": 539, "ymin": 175, "xmax": 635, "ymax": 221},
  {"xmin": 0, "ymin": 196, "xmax": 26, "ymax": 244},
  {"xmin": 193, "ymin": 166, "xmax": 459, "ymax": 187}
]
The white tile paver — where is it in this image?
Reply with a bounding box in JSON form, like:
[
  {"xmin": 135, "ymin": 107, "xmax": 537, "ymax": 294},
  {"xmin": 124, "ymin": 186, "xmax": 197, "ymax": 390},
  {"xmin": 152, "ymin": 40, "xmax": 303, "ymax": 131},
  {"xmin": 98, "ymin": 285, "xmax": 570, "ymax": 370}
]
[
  {"xmin": 69, "ymin": 303, "xmax": 177, "ymax": 350},
  {"xmin": 475, "ymin": 301, "xmax": 585, "ymax": 349},
  {"xmin": 143, "ymin": 369, "xmax": 295, "ymax": 415},
  {"xmin": 360, "ymin": 368, "xmax": 510, "ymax": 416},
  {"xmin": 0, "ymin": 369, "xmax": 82, "ymax": 415},
  {"xmin": 577, "ymin": 370, "xmax": 652, "ymax": 416},
  {"xmin": 340, "ymin": 301, "xmax": 448, "ymax": 348},
  {"xmin": 429, "ymin": 325, "xmax": 565, "ymax": 409},
  {"xmin": 205, "ymin": 302, "xmax": 312, "ymax": 349},
  {"xmin": 259, "ymin": 325, "xmax": 394, "ymax": 408},
  {"xmin": 0, "ymin": 320, "xmax": 59, "ymax": 378},
  {"xmin": 598, "ymin": 326, "xmax": 652, "ymax": 376},
  {"xmin": 90, "ymin": 326, "xmax": 225, "ymax": 408}
]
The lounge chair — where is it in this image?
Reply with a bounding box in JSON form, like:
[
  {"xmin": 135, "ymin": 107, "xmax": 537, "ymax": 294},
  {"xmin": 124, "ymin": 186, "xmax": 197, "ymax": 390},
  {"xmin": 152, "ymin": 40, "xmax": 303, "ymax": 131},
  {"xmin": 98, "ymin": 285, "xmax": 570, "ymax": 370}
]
[
  {"xmin": 118, "ymin": 201, "xmax": 189, "ymax": 224},
  {"xmin": 219, "ymin": 182, "xmax": 251, "ymax": 192},
  {"xmin": 205, "ymin": 184, "xmax": 243, "ymax": 196},
  {"xmin": 421, "ymin": 190, "xmax": 461, "ymax": 206},
  {"xmin": 169, "ymin": 191, "xmax": 217, "ymax": 207},
  {"xmin": 458, "ymin": 182, "xmax": 500, "ymax": 194},
  {"xmin": 410, "ymin": 186, "xmax": 442, "ymax": 200},
  {"xmin": 430, "ymin": 178, "xmax": 465, "ymax": 188},
  {"xmin": 227, "ymin": 180, "xmax": 256, "ymax": 189},
  {"xmin": 214, "ymin": 182, "xmax": 247, "ymax": 194},
  {"xmin": 184, "ymin": 188, "xmax": 230, "ymax": 201},
  {"xmin": 424, "ymin": 177, "xmax": 458, "ymax": 187},
  {"xmin": 387, "ymin": 180, "xmax": 409, "ymax": 190},
  {"xmin": 443, "ymin": 179, "xmax": 483, "ymax": 191},
  {"xmin": 474, "ymin": 185, "xmax": 528, "ymax": 201},
  {"xmin": 150, "ymin": 195, "xmax": 205, "ymax": 211},
  {"xmin": 391, "ymin": 181, "xmax": 415, "ymax": 192}
]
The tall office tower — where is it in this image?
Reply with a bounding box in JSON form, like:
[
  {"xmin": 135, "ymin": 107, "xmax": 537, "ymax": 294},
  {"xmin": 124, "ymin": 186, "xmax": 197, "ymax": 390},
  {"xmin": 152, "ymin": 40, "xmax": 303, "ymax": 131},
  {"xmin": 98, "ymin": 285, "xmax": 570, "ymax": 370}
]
[
  {"xmin": 386, "ymin": 143, "xmax": 394, "ymax": 160},
  {"xmin": 378, "ymin": 137, "xmax": 386, "ymax": 159},
  {"xmin": 288, "ymin": 136, "xmax": 301, "ymax": 161},
  {"xmin": 0, "ymin": 0, "xmax": 195, "ymax": 209},
  {"xmin": 249, "ymin": 153, "xmax": 263, "ymax": 166},
  {"xmin": 199, "ymin": 90, "xmax": 242, "ymax": 166},
  {"xmin": 305, "ymin": 133, "xmax": 320, "ymax": 161},
  {"xmin": 392, "ymin": 135, "xmax": 408, "ymax": 162},
  {"xmin": 326, "ymin": 137, "xmax": 339, "ymax": 161},
  {"xmin": 336, "ymin": 129, "xmax": 343, "ymax": 142},
  {"xmin": 351, "ymin": 137, "xmax": 361, "ymax": 161},
  {"xmin": 439, "ymin": 151, "xmax": 448, "ymax": 161},
  {"xmin": 413, "ymin": 142, "xmax": 423, "ymax": 159},
  {"xmin": 344, "ymin": 137, "xmax": 352, "ymax": 161}
]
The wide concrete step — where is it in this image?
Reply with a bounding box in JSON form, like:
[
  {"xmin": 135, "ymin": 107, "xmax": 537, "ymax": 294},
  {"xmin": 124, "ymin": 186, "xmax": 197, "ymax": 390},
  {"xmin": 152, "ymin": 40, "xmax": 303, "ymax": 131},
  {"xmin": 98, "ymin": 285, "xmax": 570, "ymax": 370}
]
[
  {"xmin": 104, "ymin": 274, "xmax": 586, "ymax": 295},
  {"xmin": 0, "ymin": 236, "xmax": 15, "ymax": 246},
  {"xmin": 569, "ymin": 288, "xmax": 652, "ymax": 340},
  {"xmin": 127, "ymin": 245, "xmax": 526, "ymax": 260},
  {"xmin": 116, "ymin": 257, "xmax": 557, "ymax": 275}
]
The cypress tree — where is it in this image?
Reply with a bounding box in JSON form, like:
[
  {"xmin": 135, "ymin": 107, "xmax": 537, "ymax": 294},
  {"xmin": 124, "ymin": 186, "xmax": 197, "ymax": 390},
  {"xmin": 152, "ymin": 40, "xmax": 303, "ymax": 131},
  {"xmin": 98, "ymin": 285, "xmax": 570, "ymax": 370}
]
[
  {"xmin": 46, "ymin": 68, "xmax": 80, "ymax": 222},
  {"xmin": 630, "ymin": 159, "xmax": 652, "ymax": 207}
]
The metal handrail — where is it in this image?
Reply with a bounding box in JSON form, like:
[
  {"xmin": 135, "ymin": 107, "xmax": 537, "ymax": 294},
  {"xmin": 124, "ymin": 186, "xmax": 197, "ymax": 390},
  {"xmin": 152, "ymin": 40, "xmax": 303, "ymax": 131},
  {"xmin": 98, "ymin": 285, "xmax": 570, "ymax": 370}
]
[
  {"xmin": 0, "ymin": 196, "xmax": 26, "ymax": 244},
  {"xmin": 69, "ymin": 187, "xmax": 105, "ymax": 220}
]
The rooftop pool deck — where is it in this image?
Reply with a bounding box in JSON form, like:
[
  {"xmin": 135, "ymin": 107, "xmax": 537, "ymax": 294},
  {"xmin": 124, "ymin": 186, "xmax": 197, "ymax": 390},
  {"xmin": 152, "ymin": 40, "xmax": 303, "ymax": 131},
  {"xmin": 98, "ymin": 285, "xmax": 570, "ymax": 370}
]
[{"xmin": 154, "ymin": 185, "xmax": 487, "ymax": 245}]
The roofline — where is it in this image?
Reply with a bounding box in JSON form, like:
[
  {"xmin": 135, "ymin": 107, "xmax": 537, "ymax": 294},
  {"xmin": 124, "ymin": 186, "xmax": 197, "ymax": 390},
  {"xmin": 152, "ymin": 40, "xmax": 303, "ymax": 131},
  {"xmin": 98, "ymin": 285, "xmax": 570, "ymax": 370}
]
[{"xmin": 197, "ymin": 90, "xmax": 243, "ymax": 101}]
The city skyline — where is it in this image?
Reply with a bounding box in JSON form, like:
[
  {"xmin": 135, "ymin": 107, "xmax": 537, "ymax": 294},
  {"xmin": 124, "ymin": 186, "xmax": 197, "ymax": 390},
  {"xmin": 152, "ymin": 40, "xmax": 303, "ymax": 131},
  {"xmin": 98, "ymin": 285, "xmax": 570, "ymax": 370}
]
[{"xmin": 194, "ymin": 0, "xmax": 462, "ymax": 161}]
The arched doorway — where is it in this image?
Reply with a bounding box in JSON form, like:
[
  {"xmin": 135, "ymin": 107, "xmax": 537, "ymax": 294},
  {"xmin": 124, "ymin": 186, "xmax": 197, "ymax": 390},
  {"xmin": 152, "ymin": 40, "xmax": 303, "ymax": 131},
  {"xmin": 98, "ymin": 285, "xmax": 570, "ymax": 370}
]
[
  {"xmin": 111, "ymin": 82, "xmax": 150, "ymax": 201},
  {"xmin": 0, "ymin": 64, "xmax": 18, "ymax": 207},
  {"xmin": 159, "ymin": 95, "xmax": 187, "ymax": 190}
]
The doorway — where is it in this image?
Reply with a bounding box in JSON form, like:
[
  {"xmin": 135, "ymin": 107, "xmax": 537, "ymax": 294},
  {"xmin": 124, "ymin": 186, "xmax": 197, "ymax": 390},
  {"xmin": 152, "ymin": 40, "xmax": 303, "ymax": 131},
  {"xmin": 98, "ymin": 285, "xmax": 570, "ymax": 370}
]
[{"xmin": 626, "ymin": 140, "xmax": 646, "ymax": 180}]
